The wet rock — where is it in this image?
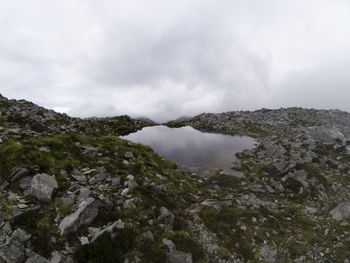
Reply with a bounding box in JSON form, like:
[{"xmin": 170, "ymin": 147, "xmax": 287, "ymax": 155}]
[
  {"xmin": 30, "ymin": 174, "xmax": 58, "ymax": 202},
  {"xmin": 59, "ymin": 197, "xmax": 100, "ymax": 235},
  {"xmin": 330, "ymin": 202, "xmax": 350, "ymax": 220}
]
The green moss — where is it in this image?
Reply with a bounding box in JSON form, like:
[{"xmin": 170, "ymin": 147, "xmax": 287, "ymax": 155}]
[{"xmin": 199, "ymin": 206, "xmax": 254, "ymax": 260}]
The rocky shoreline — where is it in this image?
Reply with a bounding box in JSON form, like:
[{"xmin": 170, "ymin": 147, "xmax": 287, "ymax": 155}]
[{"xmin": 1, "ymin": 94, "xmax": 350, "ymax": 262}]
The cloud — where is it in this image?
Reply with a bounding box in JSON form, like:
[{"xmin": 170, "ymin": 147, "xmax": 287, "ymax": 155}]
[{"xmin": 0, "ymin": 0, "xmax": 350, "ymax": 122}]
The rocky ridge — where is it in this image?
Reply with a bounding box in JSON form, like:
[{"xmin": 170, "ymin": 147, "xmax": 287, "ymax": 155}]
[{"xmin": 1, "ymin": 94, "xmax": 350, "ymax": 262}]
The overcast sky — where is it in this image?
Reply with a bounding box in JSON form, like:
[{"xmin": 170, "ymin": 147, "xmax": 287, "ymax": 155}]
[{"xmin": 1, "ymin": 0, "xmax": 350, "ymax": 122}]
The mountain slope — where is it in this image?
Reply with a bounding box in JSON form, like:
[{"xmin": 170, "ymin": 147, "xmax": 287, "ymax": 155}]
[{"xmin": 1, "ymin": 96, "xmax": 350, "ymax": 262}]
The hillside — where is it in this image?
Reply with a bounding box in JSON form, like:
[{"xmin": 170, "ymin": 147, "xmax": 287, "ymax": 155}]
[{"xmin": 1, "ymin": 95, "xmax": 350, "ymax": 262}]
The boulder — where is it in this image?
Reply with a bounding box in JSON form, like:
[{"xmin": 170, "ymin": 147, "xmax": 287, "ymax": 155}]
[
  {"xmin": 330, "ymin": 202, "xmax": 350, "ymax": 220},
  {"xmin": 30, "ymin": 174, "xmax": 58, "ymax": 202},
  {"xmin": 0, "ymin": 228, "xmax": 31, "ymax": 263},
  {"xmin": 59, "ymin": 197, "xmax": 100, "ymax": 235}
]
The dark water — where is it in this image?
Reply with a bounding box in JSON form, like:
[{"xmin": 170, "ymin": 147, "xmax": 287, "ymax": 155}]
[{"xmin": 121, "ymin": 126, "xmax": 256, "ymax": 174}]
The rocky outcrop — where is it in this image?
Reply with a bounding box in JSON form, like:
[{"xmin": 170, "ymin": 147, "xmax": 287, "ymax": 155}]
[
  {"xmin": 2, "ymin": 94, "xmax": 350, "ymax": 262},
  {"xmin": 59, "ymin": 198, "xmax": 100, "ymax": 235}
]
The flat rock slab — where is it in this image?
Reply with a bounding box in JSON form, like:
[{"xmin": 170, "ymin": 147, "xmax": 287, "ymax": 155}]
[
  {"xmin": 330, "ymin": 202, "xmax": 350, "ymax": 220},
  {"xmin": 220, "ymin": 169, "xmax": 245, "ymax": 178},
  {"xmin": 59, "ymin": 197, "xmax": 99, "ymax": 235}
]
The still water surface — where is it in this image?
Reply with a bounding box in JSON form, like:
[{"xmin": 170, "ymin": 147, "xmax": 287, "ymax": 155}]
[{"xmin": 122, "ymin": 126, "xmax": 256, "ymax": 173}]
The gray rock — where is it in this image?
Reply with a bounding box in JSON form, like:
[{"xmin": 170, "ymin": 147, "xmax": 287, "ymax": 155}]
[
  {"xmin": 259, "ymin": 245, "xmax": 277, "ymax": 263},
  {"xmin": 330, "ymin": 202, "xmax": 350, "ymax": 220},
  {"xmin": 289, "ymin": 170, "xmax": 309, "ymax": 188},
  {"xmin": 90, "ymin": 219, "xmax": 124, "ymax": 243},
  {"xmin": 124, "ymin": 151, "xmax": 134, "ymax": 158},
  {"xmin": 308, "ymin": 127, "xmax": 345, "ymax": 143},
  {"xmin": 220, "ymin": 169, "xmax": 245, "ymax": 178},
  {"xmin": 167, "ymin": 250, "xmax": 192, "ymax": 263},
  {"xmin": 80, "ymin": 236, "xmax": 89, "ymax": 246},
  {"xmin": 50, "ymin": 251, "xmax": 72, "ymax": 263},
  {"xmin": 59, "ymin": 197, "xmax": 100, "ymax": 235},
  {"xmin": 30, "ymin": 174, "xmax": 58, "ymax": 202},
  {"xmin": 25, "ymin": 253, "xmax": 49, "ymax": 263},
  {"xmin": 77, "ymin": 187, "xmax": 91, "ymax": 203},
  {"xmin": 94, "ymin": 172, "xmax": 107, "ymax": 182},
  {"xmin": 11, "ymin": 228, "xmax": 31, "ymax": 243},
  {"xmin": 88, "ymin": 177, "xmax": 96, "ymax": 185},
  {"xmin": 0, "ymin": 206, "xmax": 4, "ymax": 224},
  {"xmin": 143, "ymin": 231, "xmax": 154, "ymax": 242},
  {"xmin": 82, "ymin": 146, "xmax": 99, "ymax": 157},
  {"xmin": 201, "ymin": 199, "xmax": 222, "ymax": 211},
  {"xmin": 71, "ymin": 175, "xmax": 87, "ymax": 183},
  {"xmin": 162, "ymin": 239, "xmax": 176, "ymax": 251},
  {"xmin": 123, "ymin": 199, "xmax": 135, "ymax": 208},
  {"xmin": 19, "ymin": 176, "xmax": 32, "ymax": 190},
  {"xmin": 0, "ymin": 231, "xmax": 27, "ymax": 263},
  {"xmin": 111, "ymin": 177, "xmax": 121, "ymax": 187},
  {"xmin": 10, "ymin": 168, "xmax": 29, "ymax": 182},
  {"xmin": 157, "ymin": 207, "xmax": 175, "ymax": 225}
]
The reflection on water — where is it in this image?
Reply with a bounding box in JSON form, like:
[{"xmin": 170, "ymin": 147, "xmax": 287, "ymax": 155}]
[{"xmin": 121, "ymin": 126, "xmax": 256, "ymax": 173}]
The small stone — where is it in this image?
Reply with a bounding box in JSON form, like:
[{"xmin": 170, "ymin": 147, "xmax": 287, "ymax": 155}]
[
  {"xmin": 124, "ymin": 152, "xmax": 134, "ymax": 158},
  {"xmin": 80, "ymin": 236, "xmax": 89, "ymax": 246}
]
